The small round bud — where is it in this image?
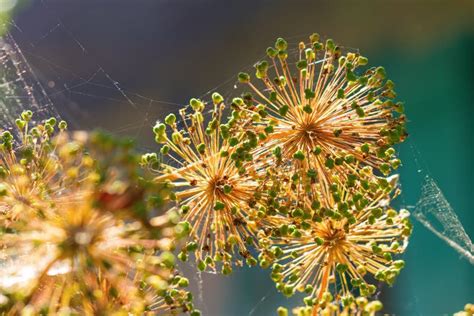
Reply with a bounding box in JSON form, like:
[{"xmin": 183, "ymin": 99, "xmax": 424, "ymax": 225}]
[
  {"xmin": 21, "ymin": 110, "xmax": 33, "ymax": 122},
  {"xmin": 165, "ymin": 113, "xmax": 176, "ymax": 126},
  {"xmin": 293, "ymin": 150, "xmax": 305, "ymax": 161},
  {"xmin": 213, "ymin": 201, "xmax": 225, "ymax": 211},
  {"xmin": 277, "ymin": 306, "xmax": 288, "ymax": 316},
  {"xmin": 160, "ymin": 145, "xmax": 170, "ymax": 155},
  {"xmin": 190, "ymin": 98, "xmax": 204, "ymax": 111},
  {"xmin": 197, "ymin": 260, "xmax": 206, "ymax": 271},
  {"xmin": 46, "ymin": 117, "xmax": 57, "ymax": 127},
  {"xmin": 58, "ymin": 120, "xmax": 68, "ymax": 130},
  {"xmin": 309, "ymin": 33, "xmax": 320, "ymax": 43},
  {"xmin": 266, "ymin": 47, "xmax": 277, "ymax": 58},
  {"xmin": 275, "ymin": 37, "xmax": 288, "ymax": 51},
  {"xmin": 238, "ymin": 72, "xmax": 250, "ymax": 83},
  {"xmin": 178, "ymin": 277, "xmax": 189, "ymax": 287},
  {"xmin": 212, "ymin": 92, "xmax": 224, "ymax": 105}
]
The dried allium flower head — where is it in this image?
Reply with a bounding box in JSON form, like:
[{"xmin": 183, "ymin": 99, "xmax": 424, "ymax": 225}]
[
  {"xmin": 277, "ymin": 296, "xmax": 383, "ymax": 316},
  {"xmin": 0, "ymin": 205, "xmax": 183, "ymax": 315},
  {"xmin": 148, "ymin": 94, "xmax": 272, "ymax": 273},
  {"xmin": 258, "ymin": 171, "xmax": 412, "ymax": 308},
  {"xmin": 0, "ymin": 112, "xmax": 70, "ymax": 224},
  {"xmin": 0, "ymin": 115, "xmax": 197, "ymax": 315},
  {"xmin": 236, "ymin": 34, "xmax": 407, "ymax": 200}
]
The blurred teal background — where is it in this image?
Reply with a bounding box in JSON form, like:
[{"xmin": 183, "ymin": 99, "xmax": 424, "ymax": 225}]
[{"xmin": 1, "ymin": 1, "xmax": 473, "ymax": 315}]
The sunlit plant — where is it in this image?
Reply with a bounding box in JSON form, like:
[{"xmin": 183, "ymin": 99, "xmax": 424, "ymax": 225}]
[
  {"xmin": 236, "ymin": 33, "xmax": 407, "ymax": 203},
  {"xmin": 0, "ymin": 114, "xmax": 198, "ymax": 315},
  {"xmin": 277, "ymin": 296, "xmax": 384, "ymax": 316},
  {"xmin": 147, "ymin": 94, "xmax": 283, "ymax": 274}
]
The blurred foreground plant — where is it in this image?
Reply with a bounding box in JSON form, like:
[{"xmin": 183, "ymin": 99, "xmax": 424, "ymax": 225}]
[{"xmin": 0, "ymin": 113, "xmax": 198, "ymax": 315}]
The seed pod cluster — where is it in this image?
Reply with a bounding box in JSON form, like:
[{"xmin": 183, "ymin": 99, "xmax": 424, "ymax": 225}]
[
  {"xmin": 150, "ymin": 34, "xmax": 411, "ymax": 313},
  {"xmin": 0, "ymin": 113, "xmax": 199, "ymax": 315}
]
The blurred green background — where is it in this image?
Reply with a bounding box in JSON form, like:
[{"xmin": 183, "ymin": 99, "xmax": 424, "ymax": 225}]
[{"xmin": 1, "ymin": 0, "xmax": 473, "ymax": 315}]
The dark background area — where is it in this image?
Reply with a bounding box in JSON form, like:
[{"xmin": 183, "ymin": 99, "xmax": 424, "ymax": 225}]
[{"xmin": 1, "ymin": 0, "xmax": 473, "ymax": 315}]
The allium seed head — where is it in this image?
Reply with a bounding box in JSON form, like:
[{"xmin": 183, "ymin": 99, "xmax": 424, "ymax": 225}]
[
  {"xmin": 238, "ymin": 35, "xmax": 407, "ymax": 206},
  {"xmin": 0, "ymin": 115, "xmax": 195, "ymax": 314},
  {"xmin": 149, "ymin": 96, "xmax": 278, "ymax": 273}
]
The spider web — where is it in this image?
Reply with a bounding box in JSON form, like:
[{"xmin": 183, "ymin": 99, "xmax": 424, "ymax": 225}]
[
  {"xmin": 0, "ymin": 4, "xmax": 472, "ymax": 315},
  {"xmin": 414, "ymin": 176, "xmax": 474, "ymax": 264},
  {"xmin": 0, "ymin": 33, "xmax": 59, "ymax": 133}
]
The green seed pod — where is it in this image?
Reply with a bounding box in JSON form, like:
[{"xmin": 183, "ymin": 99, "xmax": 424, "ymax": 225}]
[
  {"xmin": 356, "ymin": 107, "xmax": 365, "ymax": 117},
  {"xmin": 21, "ymin": 110, "xmax": 33, "ymax": 121},
  {"xmin": 325, "ymin": 39, "xmax": 335, "ymax": 52},
  {"xmin": 176, "ymin": 221, "xmax": 191, "ymax": 236},
  {"xmin": 46, "ymin": 117, "xmax": 57, "ymax": 127},
  {"xmin": 197, "ymin": 143, "xmax": 206, "ymax": 154},
  {"xmin": 228, "ymin": 137, "xmax": 239, "ymax": 147},
  {"xmin": 270, "ymin": 146, "xmax": 281, "ymax": 160},
  {"xmin": 279, "ymin": 105, "xmax": 289, "ymax": 117},
  {"xmin": 190, "ymin": 98, "xmax": 204, "ymax": 111},
  {"xmin": 177, "ymin": 251, "xmax": 188, "ymax": 262},
  {"xmin": 346, "ymin": 70, "xmax": 357, "ymax": 82},
  {"xmin": 325, "ymin": 158, "xmax": 334, "ymax": 169},
  {"xmin": 309, "ymin": 33, "xmax": 320, "ymax": 43},
  {"xmin": 223, "ymin": 184, "xmax": 232, "ymax": 194},
  {"xmin": 379, "ymin": 163, "xmax": 391, "ymax": 175},
  {"xmin": 305, "ymin": 48, "xmax": 315, "ymax": 61},
  {"xmin": 303, "ymin": 296, "xmax": 313, "ymax": 306},
  {"xmin": 264, "ymin": 125, "xmax": 274, "ymax": 134},
  {"xmin": 165, "ymin": 113, "xmax": 176, "ymax": 126},
  {"xmin": 214, "ymin": 201, "xmax": 225, "ymax": 211},
  {"xmin": 266, "ymin": 47, "xmax": 278, "ymax": 58},
  {"xmin": 160, "ymin": 145, "xmax": 170, "ymax": 155},
  {"xmin": 336, "ymin": 263, "xmax": 348, "ymax": 273},
  {"xmin": 293, "ymin": 150, "xmax": 305, "ymax": 161},
  {"xmin": 277, "ymin": 306, "xmax": 288, "ymax": 316},
  {"xmin": 304, "ymin": 89, "xmax": 315, "ymax": 99},
  {"xmin": 256, "ymin": 60, "xmax": 269, "ymax": 72},
  {"xmin": 322, "ymin": 291, "xmax": 333, "ymax": 303},
  {"xmin": 296, "ymin": 59, "xmax": 308, "ymax": 70},
  {"xmin": 361, "ymin": 143, "xmax": 370, "ymax": 153},
  {"xmin": 358, "ymin": 56, "xmax": 369, "ymax": 66},
  {"xmin": 302, "ymin": 104, "xmax": 312, "ymax": 113},
  {"xmin": 0, "ymin": 183, "xmax": 8, "ymax": 197},
  {"xmin": 275, "ymin": 37, "xmax": 288, "ymax": 51},
  {"xmin": 375, "ymin": 66, "xmax": 387, "ymax": 79},
  {"xmin": 306, "ymin": 169, "xmax": 317, "ymax": 179},
  {"xmin": 313, "ymin": 42, "xmax": 323, "ymax": 51},
  {"xmin": 314, "ymin": 237, "xmax": 324, "ymax": 245},
  {"xmin": 366, "ymin": 301, "xmax": 383, "ymax": 312},
  {"xmin": 15, "ymin": 119, "xmax": 26, "ymax": 130},
  {"xmin": 291, "ymin": 208, "xmax": 304, "ymax": 218},
  {"xmin": 171, "ymin": 131, "xmax": 183, "ymax": 144},
  {"xmin": 278, "ymin": 50, "xmax": 288, "ymax": 60},
  {"xmin": 212, "ymin": 92, "xmax": 224, "ymax": 105},
  {"xmin": 197, "ymin": 260, "xmax": 206, "ymax": 271},
  {"xmin": 153, "ymin": 123, "xmax": 166, "ymax": 135},
  {"xmin": 282, "ymin": 284, "xmax": 294, "ymax": 297},
  {"xmin": 178, "ymin": 277, "xmax": 189, "ymax": 287},
  {"xmin": 219, "ymin": 124, "xmax": 230, "ymax": 139},
  {"xmin": 238, "ymin": 72, "xmax": 250, "ymax": 83},
  {"xmin": 58, "ymin": 120, "xmax": 68, "ymax": 130},
  {"xmin": 393, "ymin": 260, "xmax": 405, "ymax": 269}
]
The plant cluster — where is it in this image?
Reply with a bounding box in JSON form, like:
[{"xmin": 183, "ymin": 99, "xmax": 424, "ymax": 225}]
[
  {"xmin": 0, "ymin": 113, "xmax": 198, "ymax": 315},
  {"xmin": 1, "ymin": 34, "xmax": 415, "ymax": 315},
  {"xmin": 148, "ymin": 34, "xmax": 412, "ymax": 315}
]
